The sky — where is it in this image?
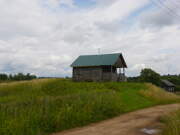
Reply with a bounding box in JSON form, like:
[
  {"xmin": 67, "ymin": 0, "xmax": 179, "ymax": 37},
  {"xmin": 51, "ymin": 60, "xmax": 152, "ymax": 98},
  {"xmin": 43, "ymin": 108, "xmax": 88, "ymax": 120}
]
[{"xmin": 0, "ymin": 0, "xmax": 180, "ymax": 77}]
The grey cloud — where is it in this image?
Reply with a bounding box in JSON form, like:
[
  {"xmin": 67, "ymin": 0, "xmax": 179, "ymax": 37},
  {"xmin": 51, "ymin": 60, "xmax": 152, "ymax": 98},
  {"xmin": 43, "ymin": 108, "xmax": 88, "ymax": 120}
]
[
  {"xmin": 147, "ymin": 54, "xmax": 170, "ymax": 63},
  {"xmin": 140, "ymin": 11, "xmax": 178, "ymax": 28},
  {"xmin": 95, "ymin": 21, "xmax": 121, "ymax": 33},
  {"xmin": 139, "ymin": 1, "xmax": 180, "ymax": 29},
  {"xmin": 63, "ymin": 26, "xmax": 92, "ymax": 44}
]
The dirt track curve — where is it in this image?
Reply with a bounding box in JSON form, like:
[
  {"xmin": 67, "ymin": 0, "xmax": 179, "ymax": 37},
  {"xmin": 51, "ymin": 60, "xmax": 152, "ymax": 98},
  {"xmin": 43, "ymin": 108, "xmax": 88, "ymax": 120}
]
[{"xmin": 52, "ymin": 104, "xmax": 180, "ymax": 135}]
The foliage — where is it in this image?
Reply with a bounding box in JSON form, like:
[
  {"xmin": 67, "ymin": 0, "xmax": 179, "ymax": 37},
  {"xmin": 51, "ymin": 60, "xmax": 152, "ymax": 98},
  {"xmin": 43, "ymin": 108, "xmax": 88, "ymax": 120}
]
[
  {"xmin": 127, "ymin": 76, "xmax": 140, "ymax": 82},
  {"xmin": 160, "ymin": 109, "xmax": 180, "ymax": 135},
  {"xmin": 140, "ymin": 68, "xmax": 161, "ymax": 86},
  {"xmin": 175, "ymin": 85, "xmax": 180, "ymax": 91},
  {"xmin": 127, "ymin": 69, "xmax": 180, "ymax": 90},
  {"xmin": 0, "ymin": 79, "xmax": 179, "ymax": 135},
  {"xmin": 161, "ymin": 74, "xmax": 180, "ymax": 85},
  {"xmin": 0, "ymin": 73, "xmax": 37, "ymax": 82},
  {"xmin": 0, "ymin": 74, "xmax": 8, "ymax": 80}
]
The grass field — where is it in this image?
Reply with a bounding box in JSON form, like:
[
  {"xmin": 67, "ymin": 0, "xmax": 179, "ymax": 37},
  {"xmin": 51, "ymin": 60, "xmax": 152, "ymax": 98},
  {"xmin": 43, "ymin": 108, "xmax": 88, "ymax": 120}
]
[
  {"xmin": 0, "ymin": 79, "xmax": 179, "ymax": 135},
  {"xmin": 160, "ymin": 109, "xmax": 180, "ymax": 135}
]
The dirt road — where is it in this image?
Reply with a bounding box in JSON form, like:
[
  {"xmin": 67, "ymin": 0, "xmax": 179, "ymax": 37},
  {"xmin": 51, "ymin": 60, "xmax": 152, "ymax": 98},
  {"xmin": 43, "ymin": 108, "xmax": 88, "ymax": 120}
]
[{"xmin": 52, "ymin": 104, "xmax": 180, "ymax": 135}]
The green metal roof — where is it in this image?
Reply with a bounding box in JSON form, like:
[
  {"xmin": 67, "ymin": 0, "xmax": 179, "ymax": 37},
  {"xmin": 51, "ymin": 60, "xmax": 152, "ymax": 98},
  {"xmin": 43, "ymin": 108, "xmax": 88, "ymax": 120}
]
[{"xmin": 71, "ymin": 53, "xmax": 123, "ymax": 67}]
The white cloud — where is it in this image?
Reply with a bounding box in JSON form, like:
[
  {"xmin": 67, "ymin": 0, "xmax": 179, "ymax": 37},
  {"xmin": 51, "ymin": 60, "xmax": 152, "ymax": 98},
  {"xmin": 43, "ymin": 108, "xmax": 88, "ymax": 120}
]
[{"xmin": 0, "ymin": 0, "xmax": 179, "ymax": 77}]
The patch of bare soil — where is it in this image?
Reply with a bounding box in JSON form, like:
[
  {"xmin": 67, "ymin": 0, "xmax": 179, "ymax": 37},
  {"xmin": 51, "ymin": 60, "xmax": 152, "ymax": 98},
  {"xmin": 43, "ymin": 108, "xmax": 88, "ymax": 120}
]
[{"xmin": 51, "ymin": 104, "xmax": 180, "ymax": 135}]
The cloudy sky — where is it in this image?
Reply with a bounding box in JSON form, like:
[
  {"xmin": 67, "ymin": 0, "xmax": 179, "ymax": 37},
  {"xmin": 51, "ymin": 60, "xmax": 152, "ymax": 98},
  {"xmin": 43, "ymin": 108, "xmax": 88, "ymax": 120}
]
[{"xmin": 0, "ymin": 0, "xmax": 180, "ymax": 77}]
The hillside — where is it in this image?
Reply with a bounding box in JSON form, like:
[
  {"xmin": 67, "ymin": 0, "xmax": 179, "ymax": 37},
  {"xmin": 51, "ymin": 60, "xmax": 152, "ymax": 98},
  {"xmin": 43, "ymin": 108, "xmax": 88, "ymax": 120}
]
[
  {"xmin": 52, "ymin": 104, "xmax": 180, "ymax": 135},
  {"xmin": 0, "ymin": 79, "xmax": 179, "ymax": 135}
]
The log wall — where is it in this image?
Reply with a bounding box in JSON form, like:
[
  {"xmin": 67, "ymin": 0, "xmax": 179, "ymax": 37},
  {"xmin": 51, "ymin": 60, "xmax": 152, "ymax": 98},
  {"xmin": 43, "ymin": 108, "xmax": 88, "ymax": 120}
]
[
  {"xmin": 73, "ymin": 67, "xmax": 102, "ymax": 82},
  {"xmin": 73, "ymin": 67, "xmax": 119, "ymax": 82}
]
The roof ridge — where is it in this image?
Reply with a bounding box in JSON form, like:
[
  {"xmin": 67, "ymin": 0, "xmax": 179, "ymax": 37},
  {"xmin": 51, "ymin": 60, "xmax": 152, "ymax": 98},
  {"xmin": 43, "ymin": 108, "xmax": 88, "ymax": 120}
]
[{"xmin": 80, "ymin": 53, "xmax": 121, "ymax": 56}]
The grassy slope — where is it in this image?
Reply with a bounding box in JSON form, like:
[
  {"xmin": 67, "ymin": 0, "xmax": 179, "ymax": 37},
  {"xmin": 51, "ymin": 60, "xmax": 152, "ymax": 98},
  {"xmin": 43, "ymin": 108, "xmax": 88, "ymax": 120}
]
[
  {"xmin": 0, "ymin": 79, "xmax": 179, "ymax": 135},
  {"xmin": 160, "ymin": 110, "xmax": 180, "ymax": 135}
]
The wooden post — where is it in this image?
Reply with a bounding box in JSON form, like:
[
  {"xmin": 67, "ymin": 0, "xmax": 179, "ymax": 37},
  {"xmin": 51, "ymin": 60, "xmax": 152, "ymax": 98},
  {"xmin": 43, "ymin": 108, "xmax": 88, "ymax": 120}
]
[
  {"xmin": 111, "ymin": 66, "xmax": 112, "ymax": 81},
  {"xmin": 123, "ymin": 68, "xmax": 125, "ymax": 82},
  {"xmin": 101, "ymin": 66, "xmax": 103, "ymax": 81}
]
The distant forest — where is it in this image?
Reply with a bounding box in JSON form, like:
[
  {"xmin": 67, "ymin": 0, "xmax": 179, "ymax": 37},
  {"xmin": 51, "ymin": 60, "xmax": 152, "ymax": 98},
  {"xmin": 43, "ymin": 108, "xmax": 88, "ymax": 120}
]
[{"xmin": 0, "ymin": 73, "xmax": 37, "ymax": 81}]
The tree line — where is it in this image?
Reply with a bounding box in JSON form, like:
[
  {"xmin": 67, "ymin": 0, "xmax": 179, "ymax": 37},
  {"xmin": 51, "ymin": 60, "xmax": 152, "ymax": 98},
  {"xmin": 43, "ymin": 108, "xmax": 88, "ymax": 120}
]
[
  {"xmin": 0, "ymin": 73, "xmax": 37, "ymax": 81},
  {"xmin": 127, "ymin": 68, "xmax": 180, "ymax": 91}
]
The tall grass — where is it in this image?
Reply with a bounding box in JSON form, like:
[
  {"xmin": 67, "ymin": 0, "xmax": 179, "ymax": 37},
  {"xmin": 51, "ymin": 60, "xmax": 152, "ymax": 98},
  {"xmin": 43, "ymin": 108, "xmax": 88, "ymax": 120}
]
[
  {"xmin": 160, "ymin": 110, "xmax": 180, "ymax": 135},
  {"xmin": 140, "ymin": 84, "xmax": 180, "ymax": 104},
  {"xmin": 0, "ymin": 79, "xmax": 179, "ymax": 135}
]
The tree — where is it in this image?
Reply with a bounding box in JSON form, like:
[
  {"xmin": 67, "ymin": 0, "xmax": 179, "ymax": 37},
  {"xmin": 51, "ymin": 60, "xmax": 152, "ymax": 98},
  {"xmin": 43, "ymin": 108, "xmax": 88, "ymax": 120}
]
[
  {"xmin": 140, "ymin": 68, "xmax": 161, "ymax": 86},
  {"xmin": 24, "ymin": 73, "xmax": 30, "ymax": 80},
  {"xmin": 0, "ymin": 73, "xmax": 8, "ymax": 80},
  {"xmin": 9, "ymin": 74, "xmax": 13, "ymax": 80},
  {"xmin": 0, "ymin": 73, "xmax": 37, "ymax": 81}
]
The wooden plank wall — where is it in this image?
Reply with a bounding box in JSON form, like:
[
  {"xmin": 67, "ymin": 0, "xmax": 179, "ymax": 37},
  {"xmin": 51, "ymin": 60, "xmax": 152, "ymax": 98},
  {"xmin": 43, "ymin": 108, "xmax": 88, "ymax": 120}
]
[{"xmin": 73, "ymin": 67, "xmax": 119, "ymax": 82}]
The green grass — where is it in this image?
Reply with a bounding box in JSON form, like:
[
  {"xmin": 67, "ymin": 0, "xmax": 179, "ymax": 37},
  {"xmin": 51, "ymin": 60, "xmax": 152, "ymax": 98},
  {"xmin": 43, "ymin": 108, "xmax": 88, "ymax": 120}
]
[
  {"xmin": 0, "ymin": 79, "xmax": 179, "ymax": 135},
  {"xmin": 160, "ymin": 109, "xmax": 180, "ymax": 135}
]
